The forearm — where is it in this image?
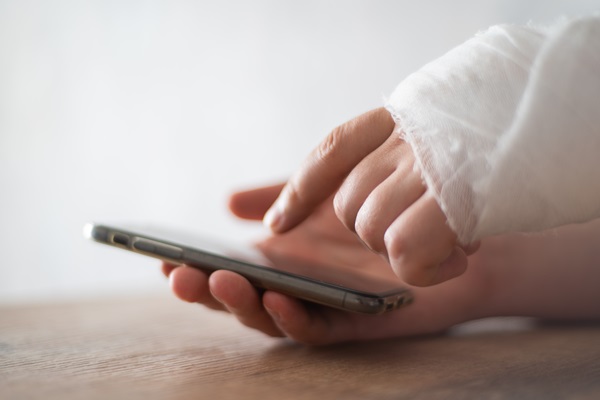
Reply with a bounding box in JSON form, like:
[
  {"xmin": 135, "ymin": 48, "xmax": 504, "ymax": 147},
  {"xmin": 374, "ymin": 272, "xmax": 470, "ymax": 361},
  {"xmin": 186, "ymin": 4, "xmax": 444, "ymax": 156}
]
[{"xmin": 484, "ymin": 219, "xmax": 600, "ymax": 320}]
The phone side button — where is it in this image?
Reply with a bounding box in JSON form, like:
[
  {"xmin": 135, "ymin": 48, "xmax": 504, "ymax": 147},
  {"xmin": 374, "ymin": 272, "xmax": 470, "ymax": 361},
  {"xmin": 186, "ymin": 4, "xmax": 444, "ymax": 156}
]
[{"xmin": 132, "ymin": 238, "xmax": 183, "ymax": 260}]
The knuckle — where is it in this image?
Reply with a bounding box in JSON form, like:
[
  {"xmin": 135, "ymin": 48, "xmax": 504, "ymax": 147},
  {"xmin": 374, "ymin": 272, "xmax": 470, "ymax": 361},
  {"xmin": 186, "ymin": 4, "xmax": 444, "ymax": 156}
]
[
  {"xmin": 384, "ymin": 230, "xmax": 430, "ymax": 285},
  {"xmin": 387, "ymin": 249, "xmax": 440, "ymax": 287},
  {"xmin": 316, "ymin": 124, "xmax": 347, "ymax": 164},
  {"xmin": 333, "ymin": 189, "xmax": 354, "ymax": 230},
  {"xmin": 355, "ymin": 210, "xmax": 385, "ymax": 254},
  {"xmin": 383, "ymin": 226, "xmax": 408, "ymax": 262}
]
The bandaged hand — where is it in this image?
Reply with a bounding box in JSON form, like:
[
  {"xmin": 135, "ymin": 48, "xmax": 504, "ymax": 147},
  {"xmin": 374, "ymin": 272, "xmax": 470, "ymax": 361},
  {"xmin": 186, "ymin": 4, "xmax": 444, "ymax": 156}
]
[
  {"xmin": 264, "ymin": 17, "xmax": 600, "ymax": 287},
  {"xmin": 263, "ymin": 108, "xmax": 479, "ymax": 287}
]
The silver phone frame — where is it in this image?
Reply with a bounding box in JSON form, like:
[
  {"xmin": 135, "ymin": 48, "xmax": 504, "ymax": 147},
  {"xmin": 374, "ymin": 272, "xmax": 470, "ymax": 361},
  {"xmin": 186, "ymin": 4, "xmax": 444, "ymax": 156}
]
[{"xmin": 84, "ymin": 223, "xmax": 413, "ymax": 314}]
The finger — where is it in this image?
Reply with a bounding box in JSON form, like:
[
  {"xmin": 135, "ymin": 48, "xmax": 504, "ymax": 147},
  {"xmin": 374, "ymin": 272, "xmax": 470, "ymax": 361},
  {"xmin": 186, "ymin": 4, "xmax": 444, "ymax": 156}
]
[
  {"xmin": 460, "ymin": 240, "xmax": 481, "ymax": 256},
  {"xmin": 264, "ymin": 108, "xmax": 395, "ymax": 233},
  {"xmin": 169, "ymin": 266, "xmax": 225, "ymax": 311},
  {"xmin": 385, "ymin": 193, "xmax": 466, "ymax": 286},
  {"xmin": 435, "ymin": 247, "xmax": 469, "ymax": 284},
  {"xmin": 262, "ymin": 291, "xmax": 362, "ymax": 345},
  {"xmin": 354, "ymin": 162, "xmax": 426, "ymax": 254},
  {"xmin": 209, "ymin": 270, "xmax": 285, "ymax": 338},
  {"xmin": 161, "ymin": 262, "xmax": 178, "ymax": 277},
  {"xmin": 228, "ymin": 183, "xmax": 285, "ymax": 220},
  {"xmin": 333, "ymin": 134, "xmax": 403, "ymax": 232}
]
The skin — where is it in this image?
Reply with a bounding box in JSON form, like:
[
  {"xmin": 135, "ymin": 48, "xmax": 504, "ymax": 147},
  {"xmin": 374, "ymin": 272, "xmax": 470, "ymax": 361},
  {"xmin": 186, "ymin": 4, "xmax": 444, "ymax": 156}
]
[
  {"xmin": 262, "ymin": 108, "xmax": 479, "ymax": 287},
  {"xmin": 164, "ymin": 184, "xmax": 600, "ymax": 345}
]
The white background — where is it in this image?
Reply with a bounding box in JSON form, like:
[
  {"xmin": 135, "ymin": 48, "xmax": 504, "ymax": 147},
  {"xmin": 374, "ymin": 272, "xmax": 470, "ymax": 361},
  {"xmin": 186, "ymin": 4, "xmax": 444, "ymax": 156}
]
[{"xmin": 1, "ymin": 0, "xmax": 597, "ymax": 303}]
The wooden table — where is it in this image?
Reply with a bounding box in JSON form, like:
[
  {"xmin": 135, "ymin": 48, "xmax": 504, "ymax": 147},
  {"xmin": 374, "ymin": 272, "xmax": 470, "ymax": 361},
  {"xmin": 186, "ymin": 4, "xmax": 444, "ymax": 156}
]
[{"xmin": 1, "ymin": 293, "xmax": 599, "ymax": 399}]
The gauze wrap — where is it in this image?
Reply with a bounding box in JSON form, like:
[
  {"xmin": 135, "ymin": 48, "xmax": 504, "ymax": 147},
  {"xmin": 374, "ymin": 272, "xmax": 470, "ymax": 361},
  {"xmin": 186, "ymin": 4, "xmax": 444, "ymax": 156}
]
[{"xmin": 386, "ymin": 16, "xmax": 600, "ymax": 244}]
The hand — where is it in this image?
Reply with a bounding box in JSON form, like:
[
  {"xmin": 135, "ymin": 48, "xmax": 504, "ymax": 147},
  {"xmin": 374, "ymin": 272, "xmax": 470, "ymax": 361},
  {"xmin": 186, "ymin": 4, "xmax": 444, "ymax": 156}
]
[
  {"xmin": 165, "ymin": 184, "xmax": 600, "ymax": 345},
  {"xmin": 262, "ymin": 108, "xmax": 479, "ymax": 287},
  {"xmin": 164, "ymin": 183, "xmax": 495, "ymax": 344}
]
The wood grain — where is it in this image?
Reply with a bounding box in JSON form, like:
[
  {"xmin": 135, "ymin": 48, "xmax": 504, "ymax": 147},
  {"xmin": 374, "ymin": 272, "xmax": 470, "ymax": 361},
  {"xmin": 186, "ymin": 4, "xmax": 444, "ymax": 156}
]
[{"xmin": 1, "ymin": 293, "xmax": 599, "ymax": 399}]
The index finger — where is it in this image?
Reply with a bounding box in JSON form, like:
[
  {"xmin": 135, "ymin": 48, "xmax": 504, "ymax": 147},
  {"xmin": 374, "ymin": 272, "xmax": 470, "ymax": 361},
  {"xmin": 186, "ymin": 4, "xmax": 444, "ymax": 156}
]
[
  {"xmin": 264, "ymin": 107, "xmax": 395, "ymax": 233},
  {"xmin": 228, "ymin": 183, "xmax": 285, "ymax": 220}
]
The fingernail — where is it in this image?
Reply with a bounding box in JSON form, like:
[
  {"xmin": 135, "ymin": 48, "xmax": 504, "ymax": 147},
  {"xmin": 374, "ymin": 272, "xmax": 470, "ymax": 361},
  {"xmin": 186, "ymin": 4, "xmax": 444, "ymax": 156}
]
[
  {"xmin": 263, "ymin": 200, "xmax": 286, "ymax": 232},
  {"xmin": 210, "ymin": 290, "xmax": 224, "ymax": 305},
  {"xmin": 264, "ymin": 306, "xmax": 281, "ymax": 324},
  {"xmin": 211, "ymin": 291, "xmax": 241, "ymax": 313},
  {"xmin": 263, "ymin": 207, "xmax": 279, "ymax": 230}
]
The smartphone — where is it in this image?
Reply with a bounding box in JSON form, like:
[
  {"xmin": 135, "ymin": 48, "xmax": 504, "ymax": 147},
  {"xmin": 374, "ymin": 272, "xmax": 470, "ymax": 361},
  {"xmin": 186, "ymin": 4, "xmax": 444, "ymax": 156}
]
[{"xmin": 83, "ymin": 223, "xmax": 413, "ymax": 314}]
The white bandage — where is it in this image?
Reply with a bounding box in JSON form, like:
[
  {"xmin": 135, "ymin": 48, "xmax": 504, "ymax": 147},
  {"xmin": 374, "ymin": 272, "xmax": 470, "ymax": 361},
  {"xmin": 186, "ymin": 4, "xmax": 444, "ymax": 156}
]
[{"xmin": 386, "ymin": 16, "xmax": 600, "ymax": 244}]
